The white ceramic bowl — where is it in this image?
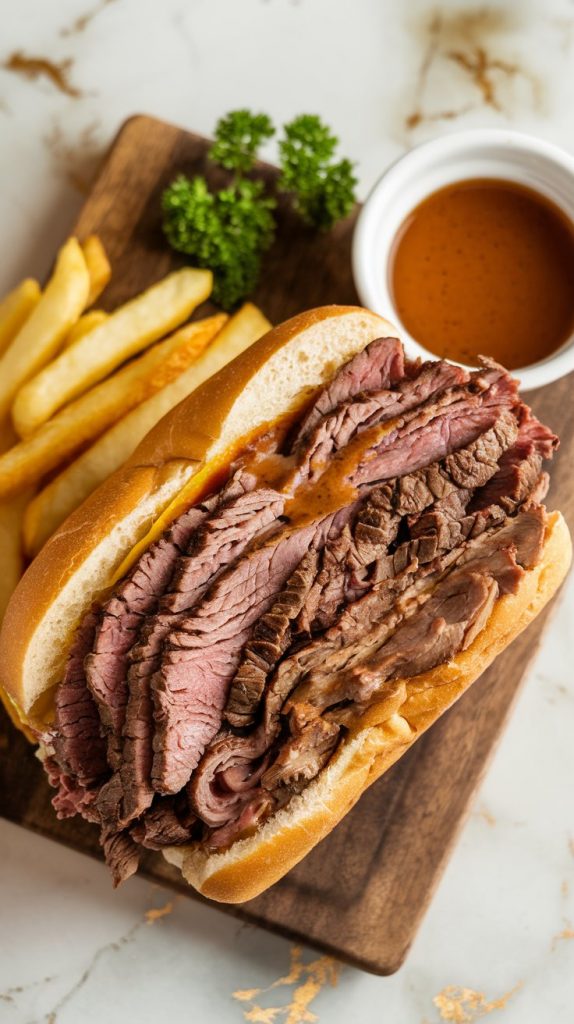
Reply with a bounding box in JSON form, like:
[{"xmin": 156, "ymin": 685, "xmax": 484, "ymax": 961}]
[{"xmin": 352, "ymin": 129, "xmax": 574, "ymax": 391}]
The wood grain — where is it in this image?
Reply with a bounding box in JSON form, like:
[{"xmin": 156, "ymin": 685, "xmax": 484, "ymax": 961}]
[{"xmin": 1, "ymin": 115, "xmax": 572, "ymax": 975}]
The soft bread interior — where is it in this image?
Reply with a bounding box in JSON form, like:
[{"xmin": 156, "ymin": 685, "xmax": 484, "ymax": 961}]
[
  {"xmin": 164, "ymin": 510, "xmax": 571, "ymax": 903},
  {"xmin": 0, "ymin": 307, "xmax": 396, "ymax": 718}
]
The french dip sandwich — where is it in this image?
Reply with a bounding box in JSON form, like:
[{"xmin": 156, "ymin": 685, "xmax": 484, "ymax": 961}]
[{"xmin": 0, "ymin": 306, "xmax": 570, "ymax": 902}]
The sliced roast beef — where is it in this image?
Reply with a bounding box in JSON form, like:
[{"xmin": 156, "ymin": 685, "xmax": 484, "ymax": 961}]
[
  {"xmin": 297, "ymin": 360, "xmax": 468, "ymax": 482},
  {"xmin": 260, "ymin": 538, "xmax": 522, "ymax": 799},
  {"xmin": 43, "ymin": 754, "xmax": 100, "ymax": 821},
  {"xmin": 224, "ymin": 550, "xmax": 320, "ymax": 727},
  {"xmin": 126, "ymin": 483, "xmax": 284, "ymax": 707},
  {"xmin": 410, "ymin": 493, "xmax": 469, "ymax": 545},
  {"xmin": 251, "ymin": 571, "xmax": 500, "ymax": 804},
  {"xmin": 85, "ymin": 503, "xmax": 212, "ymax": 769},
  {"xmin": 457, "ymin": 504, "xmax": 546, "ymax": 576},
  {"xmin": 151, "ymin": 508, "xmax": 351, "ymax": 795},
  {"xmin": 43, "ymin": 333, "xmax": 559, "ymax": 881},
  {"xmin": 442, "ymin": 409, "xmax": 519, "ymax": 488},
  {"xmin": 130, "ymin": 798, "xmax": 196, "ymax": 849},
  {"xmin": 291, "ymin": 389, "xmax": 521, "ymax": 621},
  {"xmin": 287, "ymin": 506, "xmax": 545, "ymax": 717},
  {"xmin": 294, "ymin": 484, "xmax": 403, "ymax": 640},
  {"xmin": 293, "ymin": 336, "xmax": 405, "ymax": 446},
  {"xmin": 89, "ymin": 468, "xmax": 260, "ymax": 795},
  {"xmin": 192, "ymin": 553, "xmax": 436, "ymax": 825},
  {"xmin": 518, "ymin": 406, "xmax": 559, "ymax": 458},
  {"xmin": 53, "ymin": 610, "xmax": 107, "ymax": 786},
  {"xmin": 470, "ymin": 358, "xmax": 520, "ymax": 406},
  {"xmin": 268, "ymin": 505, "xmax": 544, "ymax": 730},
  {"xmin": 162, "ymin": 486, "xmax": 284, "ymax": 615},
  {"xmin": 472, "ymin": 444, "xmax": 540, "ymax": 514},
  {"xmin": 93, "ymin": 475, "xmax": 263, "ymax": 826},
  {"xmin": 351, "ymin": 388, "xmax": 517, "ymax": 489},
  {"xmin": 95, "ymin": 772, "xmax": 124, "ymax": 829},
  {"xmin": 530, "ymin": 471, "xmax": 550, "ymax": 505},
  {"xmin": 118, "ymin": 485, "xmax": 285, "ymax": 824},
  {"xmin": 293, "ymin": 572, "xmax": 500, "ymax": 716},
  {"xmin": 188, "ymin": 729, "xmax": 271, "ymax": 826},
  {"xmin": 261, "ymin": 708, "xmax": 340, "ymax": 793},
  {"xmin": 101, "ymin": 828, "xmax": 140, "ymax": 887},
  {"xmin": 304, "ymin": 529, "xmax": 355, "ymax": 632},
  {"xmin": 204, "ymin": 791, "xmax": 277, "ymax": 852},
  {"xmin": 223, "ymin": 411, "xmax": 522, "ymax": 734},
  {"xmin": 469, "ymin": 404, "xmax": 556, "ymax": 513},
  {"xmin": 306, "ymin": 409, "xmax": 519, "ymax": 616}
]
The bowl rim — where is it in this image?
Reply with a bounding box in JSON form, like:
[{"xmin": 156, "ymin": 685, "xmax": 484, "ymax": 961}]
[{"xmin": 352, "ymin": 128, "xmax": 574, "ymax": 391}]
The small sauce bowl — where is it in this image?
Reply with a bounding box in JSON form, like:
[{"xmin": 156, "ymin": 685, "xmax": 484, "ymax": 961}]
[{"xmin": 352, "ymin": 129, "xmax": 574, "ymax": 390}]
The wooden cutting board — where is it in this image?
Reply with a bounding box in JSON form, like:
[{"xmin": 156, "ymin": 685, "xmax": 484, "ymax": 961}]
[{"xmin": 1, "ymin": 115, "xmax": 573, "ymax": 975}]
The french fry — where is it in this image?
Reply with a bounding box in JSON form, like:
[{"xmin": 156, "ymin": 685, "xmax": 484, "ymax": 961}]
[
  {"xmin": 0, "ymin": 415, "xmax": 17, "ymax": 453},
  {"xmin": 0, "ymin": 313, "xmax": 227, "ymax": 501},
  {"xmin": 82, "ymin": 235, "xmax": 111, "ymax": 307},
  {"xmin": 0, "ymin": 238, "xmax": 89, "ymax": 422},
  {"xmin": 0, "ymin": 419, "xmax": 35, "ymax": 740},
  {"xmin": 23, "ymin": 303, "xmax": 272, "ymax": 555},
  {"xmin": 0, "ymin": 482, "xmax": 33, "ymax": 740},
  {"xmin": 12, "ymin": 267, "xmax": 213, "ymax": 438},
  {"xmin": 64, "ymin": 309, "xmax": 108, "ymax": 348},
  {"xmin": 0, "ymin": 418, "xmax": 27, "ymax": 629},
  {"xmin": 0, "ymin": 492, "xmax": 26, "ymax": 619},
  {"xmin": 0, "ymin": 278, "xmax": 41, "ymax": 356}
]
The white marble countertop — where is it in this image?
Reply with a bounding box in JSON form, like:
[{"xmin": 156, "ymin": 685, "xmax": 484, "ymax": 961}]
[{"xmin": 1, "ymin": 1, "xmax": 574, "ymax": 1021}]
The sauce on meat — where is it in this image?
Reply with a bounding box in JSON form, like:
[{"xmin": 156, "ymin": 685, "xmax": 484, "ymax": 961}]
[
  {"xmin": 243, "ymin": 418, "xmax": 399, "ymax": 527},
  {"xmin": 283, "ymin": 421, "xmax": 397, "ymax": 527},
  {"xmin": 389, "ymin": 178, "xmax": 574, "ymax": 369}
]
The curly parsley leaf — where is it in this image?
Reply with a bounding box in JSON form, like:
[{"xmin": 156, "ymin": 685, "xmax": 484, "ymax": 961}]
[
  {"xmin": 209, "ymin": 109, "xmax": 275, "ymax": 175},
  {"xmin": 162, "ymin": 110, "xmax": 356, "ymax": 307},
  {"xmin": 278, "ymin": 114, "xmax": 357, "ymax": 230},
  {"xmin": 162, "ymin": 175, "xmax": 276, "ymax": 310}
]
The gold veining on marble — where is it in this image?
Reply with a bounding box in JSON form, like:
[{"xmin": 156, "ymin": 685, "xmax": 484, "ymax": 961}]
[
  {"xmin": 403, "ymin": 7, "xmax": 542, "ymax": 135},
  {"xmin": 232, "ymin": 945, "xmax": 340, "ymax": 1023},
  {"xmin": 60, "ymin": 0, "xmax": 119, "ymax": 38},
  {"xmin": 551, "ymin": 919, "xmax": 574, "ymax": 950},
  {"xmin": 447, "ymin": 48, "xmax": 521, "ymax": 110},
  {"xmin": 145, "ymin": 900, "xmax": 174, "ymax": 924},
  {"xmin": 2, "ymin": 52, "xmax": 83, "ymax": 98},
  {"xmin": 433, "ymin": 982, "xmax": 521, "ymax": 1022},
  {"xmin": 475, "ymin": 804, "xmax": 496, "ymax": 827}
]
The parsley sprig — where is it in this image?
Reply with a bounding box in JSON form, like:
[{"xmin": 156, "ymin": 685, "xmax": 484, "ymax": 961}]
[
  {"xmin": 279, "ymin": 115, "xmax": 357, "ymax": 230},
  {"xmin": 162, "ymin": 175, "xmax": 276, "ymax": 310},
  {"xmin": 209, "ymin": 109, "xmax": 275, "ymax": 175},
  {"xmin": 161, "ymin": 109, "xmax": 357, "ymax": 309}
]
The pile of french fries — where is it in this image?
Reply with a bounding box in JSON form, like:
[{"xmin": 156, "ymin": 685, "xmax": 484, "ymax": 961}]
[{"xmin": 0, "ymin": 234, "xmax": 271, "ymax": 623}]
